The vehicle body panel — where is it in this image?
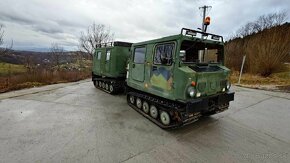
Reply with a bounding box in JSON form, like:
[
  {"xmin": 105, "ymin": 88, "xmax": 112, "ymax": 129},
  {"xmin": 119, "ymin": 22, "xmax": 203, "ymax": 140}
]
[{"xmin": 92, "ymin": 42, "xmax": 132, "ymax": 78}]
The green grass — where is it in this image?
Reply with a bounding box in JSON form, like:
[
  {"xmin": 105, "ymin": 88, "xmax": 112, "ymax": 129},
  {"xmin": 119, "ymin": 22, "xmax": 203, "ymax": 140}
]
[{"xmin": 0, "ymin": 62, "xmax": 27, "ymax": 76}]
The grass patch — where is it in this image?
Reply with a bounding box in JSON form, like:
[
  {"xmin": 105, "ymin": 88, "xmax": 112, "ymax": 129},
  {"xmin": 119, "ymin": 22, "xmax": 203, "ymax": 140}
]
[
  {"xmin": 230, "ymin": 69, "xmax": 290, "ymax": 92},
  {"xmin": 230, "ymin": 71, "xmax": 290, "ymax": 85},
  {"xmin": 12, "ymin": 82, "xmax": 45, "ymax": 90},
  {"xmin": 230, "ymin": 64, "xmax": 290, "ymax": 86},
  {"xmin": 0, "ymin": 63, "xmax": 26, "ymax": 76}
]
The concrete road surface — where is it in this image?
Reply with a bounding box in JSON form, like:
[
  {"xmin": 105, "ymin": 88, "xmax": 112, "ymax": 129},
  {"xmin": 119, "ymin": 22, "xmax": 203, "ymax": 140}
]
[{"xmin": 0, "ymin": 80, "xmax": 289, "ymax": 163}]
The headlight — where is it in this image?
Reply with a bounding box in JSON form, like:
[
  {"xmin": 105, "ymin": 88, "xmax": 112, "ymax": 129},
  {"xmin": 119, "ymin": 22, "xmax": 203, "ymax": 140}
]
[
  {"xmin": 187, "ymin": 87, "xmax": 195, "ymax": 97},
  {"xmin": 226, "ymin": 80, "xmax": 231, "ymax": 90}
]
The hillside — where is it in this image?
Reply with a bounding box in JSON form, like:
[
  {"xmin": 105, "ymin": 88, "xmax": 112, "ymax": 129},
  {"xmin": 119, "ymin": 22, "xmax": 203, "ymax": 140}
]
[
  {"xmin": 0, "ymin": 50, "xmax": 91, "ymax": 93},
  {"xmin": 224, "ymin": 22, "xmax": 290, "ymax": 76},
  {"xmin": 0, "ymin": 50, "xmax": 89, "ymax": 65}
]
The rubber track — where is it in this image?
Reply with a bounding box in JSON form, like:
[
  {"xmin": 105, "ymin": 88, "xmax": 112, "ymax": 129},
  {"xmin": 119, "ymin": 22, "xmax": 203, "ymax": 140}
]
[
  {"xmin": 93, "ymin": 79, "xmax": 125, "ymax": 94},
  {"xmin": 127, "ymin": 90, "xmax": 201, "ymax": 129}
]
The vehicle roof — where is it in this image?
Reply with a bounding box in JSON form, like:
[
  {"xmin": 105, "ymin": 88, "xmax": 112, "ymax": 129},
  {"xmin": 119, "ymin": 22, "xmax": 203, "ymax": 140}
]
[
  {"xmin": 133, "ymin": 33, "xmax": 224, "ymax": 47},
  {"xmin": 95, "ymin": 41, "xmax": 133, "ymax": 49},
  {"xmin": 133, "ymin": 34, "xmax": 182, "ymax": 46}
]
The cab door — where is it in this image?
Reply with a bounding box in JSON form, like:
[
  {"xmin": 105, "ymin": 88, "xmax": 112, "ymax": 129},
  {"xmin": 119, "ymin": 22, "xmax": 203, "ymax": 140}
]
[{"xmin": 132, "ymin": 47, "xmax": 146, "ymax": 82}]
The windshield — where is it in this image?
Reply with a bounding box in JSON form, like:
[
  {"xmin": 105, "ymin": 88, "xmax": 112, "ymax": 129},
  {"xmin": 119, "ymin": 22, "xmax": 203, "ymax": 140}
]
[{"xmin": 179, "ymin": 40, "xmax": 223, "ymax": 64}]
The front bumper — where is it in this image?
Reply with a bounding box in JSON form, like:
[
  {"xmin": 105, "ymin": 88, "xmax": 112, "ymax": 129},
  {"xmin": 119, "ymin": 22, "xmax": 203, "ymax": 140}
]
[{"xmin": 186, "ymin": 91, "xmax": 235, "ymax": 116}]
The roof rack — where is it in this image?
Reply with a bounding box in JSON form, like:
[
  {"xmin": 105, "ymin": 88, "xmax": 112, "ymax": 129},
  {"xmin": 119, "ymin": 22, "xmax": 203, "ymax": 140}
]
[
  {"xmin": 180, "ymin": 28, "xmax": 224, "ymax": 42},
  {"xmin": 96, "ymin": 41, "xmax": 133, "ymax": 48}
]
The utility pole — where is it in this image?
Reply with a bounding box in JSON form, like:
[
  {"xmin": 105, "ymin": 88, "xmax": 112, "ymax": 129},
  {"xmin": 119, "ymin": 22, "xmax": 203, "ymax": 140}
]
[
  {"xmin": 199, "ymin": 5, "xmax": 212, "ymax": 32},
  {"xmin": 238, "ymin": 55, "xmax": 246, "ymax": 85}
]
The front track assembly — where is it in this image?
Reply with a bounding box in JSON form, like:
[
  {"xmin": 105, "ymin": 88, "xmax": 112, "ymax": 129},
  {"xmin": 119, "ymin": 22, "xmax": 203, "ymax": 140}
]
[{"xmin": 126, "ymin": 90, "xmax": 201, "ymax": 129}]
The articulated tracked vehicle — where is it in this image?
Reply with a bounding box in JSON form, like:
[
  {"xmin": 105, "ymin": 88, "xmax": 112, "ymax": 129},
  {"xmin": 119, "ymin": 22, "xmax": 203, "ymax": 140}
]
[{"xmin": 92, "ymin": 28, "xmax": 234, "ymax": 129}]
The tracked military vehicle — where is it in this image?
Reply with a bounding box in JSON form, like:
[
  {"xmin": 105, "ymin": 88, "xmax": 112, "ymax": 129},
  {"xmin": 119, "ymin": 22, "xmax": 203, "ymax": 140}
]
[
  {"xmin": 92, "ymin": 41, "xmax": 132, "ymax": 94},
  {"xmin": 126, "ymin": 28, "xmax": 234, "ymax": 128}
]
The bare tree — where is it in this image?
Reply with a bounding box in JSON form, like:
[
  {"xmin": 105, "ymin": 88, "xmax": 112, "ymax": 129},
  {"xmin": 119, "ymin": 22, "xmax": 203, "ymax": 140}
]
[
  {"xmin": 79, "ymin": 23, "xmax": 114, "ymax": 58},
  {"xmin": 255, "ymin": 11, "xmax": 287, "ymax": 31},
  {"xmin": 50, "ymin": 43, "xmax": 64, "ymax": 70},
  {"xmin": 24, "ymin": 54, "xmax": 34, "ymax": 72},
  {"xmin": 0, "ymin": 24, "xmax": 13, "ymax": 55},
  {"xmin": 232, "ymin": 11, "xmax": 287, "ymax": 39}
]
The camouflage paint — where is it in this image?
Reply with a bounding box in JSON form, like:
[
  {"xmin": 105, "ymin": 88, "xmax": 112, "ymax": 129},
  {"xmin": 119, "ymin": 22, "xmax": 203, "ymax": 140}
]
[{"xmin": 150, "ymin": 67, "xmax": 173, "ymax": 91}]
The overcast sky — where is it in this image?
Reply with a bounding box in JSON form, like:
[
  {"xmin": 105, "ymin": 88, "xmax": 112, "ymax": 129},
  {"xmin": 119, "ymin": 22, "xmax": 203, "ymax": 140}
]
[{"xmin": 0, "ymin": 0, "xmax": 289, "ymax": 51}]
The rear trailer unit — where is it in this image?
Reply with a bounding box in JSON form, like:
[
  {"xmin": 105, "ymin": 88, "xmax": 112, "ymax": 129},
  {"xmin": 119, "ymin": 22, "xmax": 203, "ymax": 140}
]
[{"xmin": 92, "ymin": 41, "xmax": 132, "ymax": 94}]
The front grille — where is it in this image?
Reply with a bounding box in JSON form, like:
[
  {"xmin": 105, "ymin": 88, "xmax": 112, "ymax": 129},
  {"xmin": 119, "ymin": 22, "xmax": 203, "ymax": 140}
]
[{"xmin": 198, "ymin": 82, "xmax": 206, "ymax": 92}]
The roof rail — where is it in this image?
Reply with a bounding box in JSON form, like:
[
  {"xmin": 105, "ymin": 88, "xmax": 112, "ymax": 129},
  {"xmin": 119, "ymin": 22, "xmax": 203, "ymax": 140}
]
[
  {"xmin": 96, "ymin": 41, "xmax": 132, "ymax": 48},
  {"xmin": 180, "ymin": 28, "xmax": 224, "ymax": 42}
]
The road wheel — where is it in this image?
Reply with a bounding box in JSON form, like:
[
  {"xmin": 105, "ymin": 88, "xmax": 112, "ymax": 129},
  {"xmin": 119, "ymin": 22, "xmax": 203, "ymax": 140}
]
[
  {"xmin": 160, "ymin": 111, "xmax": 170, "ymax": 126},
  {"xmin": 109, "ymin": 85, "xmax": 114, "ymax": 93},
  {"xmin": 105, "ymin": 83, "xmax": 109, "ymax": 90},
  {"xmin": 136, "ymin": 98, "xmax": 142, "ymax": 109},
  {"xmin": 129, "ymin": 95, "xmax": 135, "ymax": 104},
  {"xmin": 93, "ymin": 81, "xmax": 98, "ymax": 88},
  {"xmin": 142, "ymin": 101, "xmax": 149, "ymax": 114},
  {"xmin": 99, "ymin": 81, "xmax": 102, "ymax": 87},
  {"xmin": 102, "ymin": 82, "xmax": 106, "ymax": 89},
  {"xmin": 150, "ymin": 105, "xmax": 158, "ymax": 119}
]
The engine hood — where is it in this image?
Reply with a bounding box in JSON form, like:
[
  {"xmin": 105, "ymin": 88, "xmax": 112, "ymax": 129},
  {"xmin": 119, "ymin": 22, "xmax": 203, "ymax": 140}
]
[{"xmin": 193, "ymin": 65, "xmax": 230, "ymax": 96}]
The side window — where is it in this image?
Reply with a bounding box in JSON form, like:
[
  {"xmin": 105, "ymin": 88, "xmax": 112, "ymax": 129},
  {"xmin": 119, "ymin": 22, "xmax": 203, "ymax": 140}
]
[
  {"xmin": 106, "ymin": 50, "xmax": 111, "ymax": 61},
  {"xmin": 154, "ymin": 43, "xmax": 174, "ymax": 65},
  {"xmin": 97, "ymin": 51, "xmax": 101, "ymax": 60},
  {"xmin": 133, "ymin": 47, "xmax": 146, "ymax": 64}
]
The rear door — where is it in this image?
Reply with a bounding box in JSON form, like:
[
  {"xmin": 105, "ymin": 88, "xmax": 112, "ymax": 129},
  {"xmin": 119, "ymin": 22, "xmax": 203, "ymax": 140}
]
[
  {"xmin": 94, "ymin": 51, "xmax": 102, "ymax": 73},
  {"xmin": 132, "ymin": 47, "xmax": 146, "ymax": 82}
]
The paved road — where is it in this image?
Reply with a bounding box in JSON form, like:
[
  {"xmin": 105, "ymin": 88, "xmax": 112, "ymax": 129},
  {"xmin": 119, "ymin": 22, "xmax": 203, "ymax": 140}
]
[{"xmin": 0, "ymin": 80, "xmax": 289, "ymax": 163}]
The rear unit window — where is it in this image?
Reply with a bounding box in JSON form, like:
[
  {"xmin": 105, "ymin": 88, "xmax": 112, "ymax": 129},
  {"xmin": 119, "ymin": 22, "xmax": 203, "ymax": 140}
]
[
  {"xmin": 97, "ymin": 51, "xmax": 101, "ymax": 60},
  {"xmin": 106, "ymin": 50, "xmax": 111, "ymax": 61}
]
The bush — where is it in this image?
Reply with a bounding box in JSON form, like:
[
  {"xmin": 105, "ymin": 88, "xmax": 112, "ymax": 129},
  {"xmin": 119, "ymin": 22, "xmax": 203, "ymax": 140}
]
[{"xmin": 0, "ymin": 69, "xmax": 91, "ymax": 93}]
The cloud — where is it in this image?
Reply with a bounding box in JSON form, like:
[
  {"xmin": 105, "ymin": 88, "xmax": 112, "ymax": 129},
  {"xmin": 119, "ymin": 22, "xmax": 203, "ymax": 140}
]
[
  {"xmin": 0, "ymin": 0, "xmax": 289, "ymax": 50},
  {"xmin": 32, "ymin": 25, "xmax": 64, "ymax": 34},
  {"xmin": 0, "ymin": 12, "xmax": 34, "ymax": 25}
]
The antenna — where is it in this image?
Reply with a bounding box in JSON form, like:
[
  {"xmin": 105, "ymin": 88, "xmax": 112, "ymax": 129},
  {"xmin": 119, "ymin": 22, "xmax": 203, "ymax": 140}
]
[{"xmin": 199, "ymin": 5, "xmax": 212, "ymax": 32}]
